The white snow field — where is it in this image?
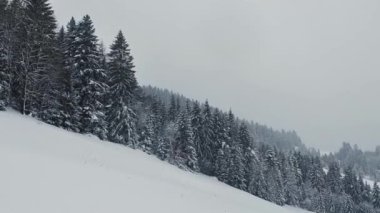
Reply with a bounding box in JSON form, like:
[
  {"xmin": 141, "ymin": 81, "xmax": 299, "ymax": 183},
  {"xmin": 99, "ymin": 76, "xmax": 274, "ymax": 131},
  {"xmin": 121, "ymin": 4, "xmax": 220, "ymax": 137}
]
[{"xmin": 0, "ymin": 110, "xmax": 310, "ymax": 213}]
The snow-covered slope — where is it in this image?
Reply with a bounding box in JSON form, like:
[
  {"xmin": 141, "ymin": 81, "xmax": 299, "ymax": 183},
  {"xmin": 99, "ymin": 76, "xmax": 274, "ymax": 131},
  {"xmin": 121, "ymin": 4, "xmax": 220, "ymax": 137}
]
[{"xmin": 0, "ymin": 111, "xmax": 310, "ymax": 213}]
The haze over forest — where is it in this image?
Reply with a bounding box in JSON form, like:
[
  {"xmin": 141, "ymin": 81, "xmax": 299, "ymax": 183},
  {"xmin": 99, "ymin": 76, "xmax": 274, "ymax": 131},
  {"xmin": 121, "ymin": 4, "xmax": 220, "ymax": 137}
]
[{"xmin": 50, "ymin": 0, "xmax": 380, "ymax": 151}]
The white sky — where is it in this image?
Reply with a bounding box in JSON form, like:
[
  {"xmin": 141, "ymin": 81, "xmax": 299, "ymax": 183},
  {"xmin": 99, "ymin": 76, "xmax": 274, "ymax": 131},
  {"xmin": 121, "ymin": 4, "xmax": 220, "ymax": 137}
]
[{"xmin": 50, "ymin": 0, "xmax": 380, "ymax": 152}]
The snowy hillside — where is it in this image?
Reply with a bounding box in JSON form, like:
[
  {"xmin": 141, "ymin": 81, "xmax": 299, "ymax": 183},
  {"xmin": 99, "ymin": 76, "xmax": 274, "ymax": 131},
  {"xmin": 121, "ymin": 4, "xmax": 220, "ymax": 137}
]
[{"xmin": 0, "ymin": 111, "xmax": 310, "ymax": 213}]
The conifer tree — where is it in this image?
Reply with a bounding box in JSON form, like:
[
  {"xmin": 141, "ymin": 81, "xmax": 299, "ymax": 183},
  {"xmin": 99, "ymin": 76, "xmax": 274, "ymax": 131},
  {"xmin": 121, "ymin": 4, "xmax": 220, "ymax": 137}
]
[
  {"xmin": 326, "ymin": 161, "xmax": 343, "ymax": 194},
  {"xmin": 283, "ymin": 157, "xmax": 301, "ymax": 206},
  {"xmin": 239, "ymin": 123, "xmax": 253, "ymax": 189},
  {"xmin": 138, "ymin": 113, "xmax": 155, "ymax": 153},
  {"xmin": 168, "ymin": 94, "xmax": 177, "ymax": 121},
  {"xmin": 174, "ymin": 112, "xmax": 199, "ymax": 171},
  {"xmin": 373, "ymin": 182, "xmax": 380, "ymax": 209},
  {"xmin": 213, "ymin": 109, "xmax": 229, "ymax": 182},
  {"xmin": 264, "ymin": 147, "xmax": 285, "ymax": 205},
  {"xmin": 344, "ymin": 166, "xmax": 360, "ymax": 203},
  {"xmin": 190, "ymin": 101, "xmax": 202, "ymax": 157},
  {"xmin": 309, "ymin": 157, "xmax": 326, "ymax": 192},
  {"xmin": 0, "ymin": 0, "xmax": 10, "ymax": 110},
  {"xmin": 13, "ymin": 0, "xmax": 57, "ymax": 115},
  {"xmin": 107, "ymin": 30, "xmax": 138, "ymax": 145},
  {"xmin": 198, "ymin": 100, "xmax": 215, "ymax": 175},
  {"xmin": 73, "ymin": 15, "xmax": 108, "ymax": 138},
  {"xmin": 59, "ymin": 17, "xmax": 80, "ymax": 131}
]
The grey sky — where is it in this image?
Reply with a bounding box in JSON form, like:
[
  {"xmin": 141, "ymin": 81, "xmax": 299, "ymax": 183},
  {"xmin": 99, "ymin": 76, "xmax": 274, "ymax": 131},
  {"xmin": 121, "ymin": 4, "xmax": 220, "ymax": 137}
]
[{"xmin": 50, "ymin": 0, "xmax": 380, "ymax": 152}]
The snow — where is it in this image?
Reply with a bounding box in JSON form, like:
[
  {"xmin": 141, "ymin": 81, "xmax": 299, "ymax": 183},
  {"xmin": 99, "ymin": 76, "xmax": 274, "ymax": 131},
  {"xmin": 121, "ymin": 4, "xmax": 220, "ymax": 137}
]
[
  {"xmin": 364, "ymin": 176, "xmax": 376, "ymax": 188},
  {"xmin": 0, "ymin": 110, "xmax": 311, "ymax": 213}
]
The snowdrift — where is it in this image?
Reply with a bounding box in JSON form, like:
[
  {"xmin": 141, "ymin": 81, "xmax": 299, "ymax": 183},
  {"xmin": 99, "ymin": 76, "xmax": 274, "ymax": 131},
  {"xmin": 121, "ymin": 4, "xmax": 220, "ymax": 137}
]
[{"xmin": 0, "ymin": 110, "xmax": 310, "ymax": 213}]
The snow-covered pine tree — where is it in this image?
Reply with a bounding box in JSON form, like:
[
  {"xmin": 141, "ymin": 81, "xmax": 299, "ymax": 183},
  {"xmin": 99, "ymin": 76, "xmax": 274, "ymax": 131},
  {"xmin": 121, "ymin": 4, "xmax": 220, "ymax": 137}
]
[
  {"xmin": 343, "ymin": 166, "xmax": 360, "ymax": 203},
  {"xmin": 38, "ymin": 26, "xmax": 69, "ymax": 126},
  {"xmin": 326, "ymin": 161, "xmax": 343, "ymax": 194},
  {"xmin": 309, "ymin": 157, "xmax": 326, "ymax": 192},
  {"xmin": 190, "ymin": 101, "xmax": 203, "ymax": 158},
  {"xmin": 373, "ymin": 182, "xmax": 380, "ymax": 209},
  {"xmin": 239, "ymin": 123, "xmax": 254, "ymax": 190},
  {"xmin": 228, "ymin": 120, "xmax": 246, "ymax": 190},
  {"xmin": 264, "ymin": 147, "xmax": 285, "ymax": 205},
  {"xmin": 174, "ymin": 111, "xmax": 199, "ymax": 171},
  {"xmin": 168, "ymin": 94, "xmax": 177, "ymax": 121},
  {"xmin": 59, "ymin": 17, "xmax": 80, "ymax": 131},
  {"xmin": 283, "ymin": 156, "xmax": 301, "ymax": 206},
  {"xmin": 13, "ymin": 0, "xmax": 57, "ymax": 115},
  {"xmin": 0, "ymin": 0, "xmax": 10, "ymax": 110},
  {"xmin": 213, "ymin": 109, "xmax": 229, "ymax": 182},
  {"xmin": 198, "ymin": 100, "xmax": 216, "ymax": 175},
  {"xmin": 138, "ymin": 113, "xmax": 155, "ymax": 153},
  {"xmin": 73, "ymin": 15, "xmax": 108, "ymax": 139},
  {"xmin": 106, "ymin": 30, "xmax": 138, "ymax": 145},
  {"xmin": 248, "ymin": 158, "xmax": 269, "ymax": 201},
  {"xmin": 213, "ymin": 109, "xmax": 231, "ymax": 183}
]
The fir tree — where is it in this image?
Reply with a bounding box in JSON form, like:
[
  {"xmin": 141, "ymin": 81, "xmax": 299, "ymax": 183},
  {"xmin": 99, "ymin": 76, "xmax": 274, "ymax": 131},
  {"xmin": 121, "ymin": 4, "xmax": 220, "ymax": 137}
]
[
  {"xmin": 264, "ymin": 147, "xmax": 285, "ymax": 205},
  {"xmin": 326, "ymin": 161, "xmax": 343, "ymax": 194},
  {"xmin": 106, "ymin": 30, "xmax": 138, "ymax": 145},
  {"xmin": 73, "ymin": 15, "xmax": 108, "ymax": 138},
  {"xmin": 174, "ymin": 112, "xmax": 199, "ymax": 171},
  {"xmin": 373, "ymin": 182, "xmax": 380, "ymax": 209},
  {"xmin": 190, "ymin": 101, "xmax": 203, "ymax": 158},
  {"xmin": 343, "ymin": 166, "xmax": 360, "ymax": 203},
  {"xmin": 239, "ymin": 123, "xmax": 253, "ymax": 190},
  {"xmin": 0, "ymin": 0, "xmax": 10, "ymax": 110},
  {"xmin": 138, "ymin": 113, "xmax": 155, "ymax": 153},
  {"xmin": 283, "ymin": 156, "xmax": 301, "ymax": 206},
  {"xmin": 198, "ymin": 100, "xmax": 215, "ymax": 175},
  {"xmin": 168, "ymin": 94, "xmax": 177, "ymax": 121},
  {"xmin": 13, "ymin": 0, "xmax": 57, "ymax": 115}
]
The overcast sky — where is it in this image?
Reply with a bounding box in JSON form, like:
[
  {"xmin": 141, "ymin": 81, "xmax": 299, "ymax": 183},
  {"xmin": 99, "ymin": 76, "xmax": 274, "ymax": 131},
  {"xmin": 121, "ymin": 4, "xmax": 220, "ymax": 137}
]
[{"xmin": 50, "ymin": 0, "xmax": 380, "ymax": 152}]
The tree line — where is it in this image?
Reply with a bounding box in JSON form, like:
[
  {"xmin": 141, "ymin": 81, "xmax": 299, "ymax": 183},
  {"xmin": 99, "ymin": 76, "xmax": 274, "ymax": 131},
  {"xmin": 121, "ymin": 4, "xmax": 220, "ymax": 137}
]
[{"xmin": 1, "ymin": 0, "xmax": 380, "ymax": 212}]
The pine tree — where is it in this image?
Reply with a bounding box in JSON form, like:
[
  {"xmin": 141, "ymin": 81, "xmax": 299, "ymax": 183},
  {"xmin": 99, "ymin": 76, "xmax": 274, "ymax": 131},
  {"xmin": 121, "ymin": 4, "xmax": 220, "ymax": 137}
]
[
  {"xmin": 38, "ymin": 26, "xmax": 69, "ymax": 126},
  {"xmin": 190, "ymin": 101, "xmax": 202, "ymax": 157},
  {"xmin": 73, "ymin": 15, "xmax": 108, "ymax": 138},
  {"xmin": 174, "ymin": 112, "xmax": 199, "ymax": 171},
  {"xmin": 107, "ymin": 30, "xmax": 138, "ymax": 145},
  {"xmin": 308, "ymin": 157, "xmax": 326, "ymax": 192},
  {"xmin": 138, "ymin": 113, "xmax": 155, "ymax": 153},
  {"xmin": 283, "ymin": 156, "xmax": 301, "ymax": 206},
  {"xmin": 198, "ymin": 100, "xmax": 216, "ymax": 175},
  {"xmin": 13, "ymin": 0, "xmax": 57, "ymax": 115},
  {"xmin": 229, "ymin": 140, "xmax": 246, "ymax": 190},
  {"xmin": 239, "ymin": 123, "xmax": 253, "ymax": 190},
  {"xmin": 168, "ymin": 94, "xmax": 177, "ymax": 121},
  {"xmin": 343, "ymin": 166, "xmax": 360, "ymax": 203},
  {"xmin": 0, "ymin": 0, "xmax": 10, "ymax": 110},
  {"xmin": 373, "ymin": 182, "xmax": 380, "ymax": 209},
  {"xmin": 326, "ymin": 161, "xmax": 343, "ymax": 194},
  {"xmin": 249, "ymin": 159, "xmax": 269, "ymax": 200},
  {"xmin": 213, "ymin": 109, "xmax": 229, "ymax": 183},
  {"xmin": 60, "ymin": 17, "xmax": 80, "ymax": 131},
  {"xmin": 264, "ymin": 147, "xmax": 285, "ymax": 205}
]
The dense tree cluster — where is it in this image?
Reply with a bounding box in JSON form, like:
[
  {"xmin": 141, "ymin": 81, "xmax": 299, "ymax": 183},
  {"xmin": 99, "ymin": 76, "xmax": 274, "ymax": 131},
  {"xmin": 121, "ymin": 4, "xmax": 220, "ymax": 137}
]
[
  {"xmin": 323, "ymin": 142, "xmax": 380, "ymax": 182},
  {"xmin": 1, "ymin": 1, "xmax": 379, "ymax": 212}
]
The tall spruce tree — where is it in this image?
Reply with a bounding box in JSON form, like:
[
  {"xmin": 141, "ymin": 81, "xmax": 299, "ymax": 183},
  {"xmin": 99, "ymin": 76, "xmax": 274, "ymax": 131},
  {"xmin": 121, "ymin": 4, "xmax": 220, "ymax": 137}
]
[
  {"xmin": 373, "ymin": 182, "xmax": 380, "ymax": 209},
  {"xmin": 344, "ymin": 166, "xmax": 360, "ymax": 203},
  {"xmin": 191, "ymin": 101, "xmax": 203, "ymax": 158},
  {"xmin": 0, "ymin": 0, "xmax": 10, "ymax": 110},
  {"xmin": 174, "ymin": 112, "xmax": 199, "ymax": 171},
  {"xmin": 326, "ymin": 161, "xmax": 343, "ymax": 194},
  {"xmin": 73, "ymin": 15, "xmax": 108, "ymax": 138},
  {"xmin": 198, "ymin": 100, "xmax": 215, "ymax": 175},
  {"xmin": 106, "ymin": 30, "xmax": 138, "ymax": 145},
  {"xmin": 60, "ymin": 17, "xmax": 80, "ymax": 131},
  {"xmin": 13, "ymin": 0, "xmax": 57, "ymax": 115}
]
